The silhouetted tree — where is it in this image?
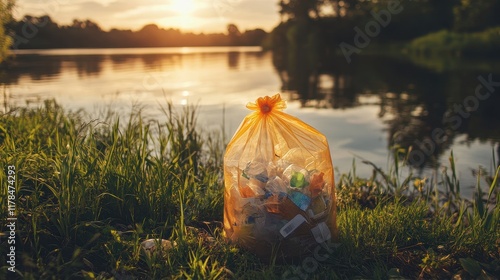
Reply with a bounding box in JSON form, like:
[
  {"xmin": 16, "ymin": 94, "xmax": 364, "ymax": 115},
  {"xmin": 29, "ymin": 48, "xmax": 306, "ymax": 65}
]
[
  {"xmin": 279, "ymin": 0, "xmax": 323, "ymax": 21},
  {"xmin": 429, "ymin": 0, "xmax": 460, "ymax": 30},
  {"xmin": 453, "ymin": 0, "xmax": 500, "ymax": 32},
  {"xmin": 241, "ymin": 29, "xmax": 267, "ymax": 46},
  {"xmin": 0, "ymin": 0, "xmax": 14, "ymax": 63},
  {"xmin": 8, "ymin": 15, "xmax": 267, "ymax": 49},
  {"xmin": 227, "ymin": 23, "xmax": 241, "ymax": 45}
]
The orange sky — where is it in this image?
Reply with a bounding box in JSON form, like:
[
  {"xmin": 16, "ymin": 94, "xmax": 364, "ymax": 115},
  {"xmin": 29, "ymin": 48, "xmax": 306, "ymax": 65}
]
[{"xmin": 13, "ymin": 0, "xmax": 281, "ymax": 33}]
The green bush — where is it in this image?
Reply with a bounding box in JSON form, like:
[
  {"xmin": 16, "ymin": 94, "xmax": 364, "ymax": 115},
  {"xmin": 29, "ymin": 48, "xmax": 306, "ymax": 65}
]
[{"xmin": 406, "ymin": 27, "xmax": 500, "ymax": 57}]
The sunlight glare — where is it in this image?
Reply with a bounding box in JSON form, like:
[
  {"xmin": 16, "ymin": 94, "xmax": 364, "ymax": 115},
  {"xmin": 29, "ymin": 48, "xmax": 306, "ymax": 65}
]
[{"xmin": 170, "ymin": 0, "xmax": 196, "ymax": 16}]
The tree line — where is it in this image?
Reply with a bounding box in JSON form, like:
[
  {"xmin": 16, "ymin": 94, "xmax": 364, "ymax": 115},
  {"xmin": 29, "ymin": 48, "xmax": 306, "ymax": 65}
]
[
  {"xmin": 7, "ymin": 15, "xmax": 267, "ymax": 49},
  {"xmin": 3, "ymin": 0, "xmax": 500, "ymax": 59},
  {"xmin": 265, "ymin": 0, "xmax": 500, "ymax": 65},
  {"xmin": 276, "ymin": 0, "xmax": 500, "ymax": 40},
  {"xmin": 265, "ymin": 0, "xmax": 500, "ymax": 54}
]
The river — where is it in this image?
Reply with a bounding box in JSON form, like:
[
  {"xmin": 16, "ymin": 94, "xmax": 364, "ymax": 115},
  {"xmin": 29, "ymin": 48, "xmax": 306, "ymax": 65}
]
[{"xmin": 2, "ymin": 46, "xmax": 499, "ymax": 198}]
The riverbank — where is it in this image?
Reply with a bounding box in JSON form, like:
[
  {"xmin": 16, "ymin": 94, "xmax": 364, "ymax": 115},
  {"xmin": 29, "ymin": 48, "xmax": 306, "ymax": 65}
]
[
  {"xmin": 0, "ymin": 100, "xmax": 498, "ymax": 279},
  {"xmin": 328, "ymin": 27, "xmax": 500, "ymax": 75}
]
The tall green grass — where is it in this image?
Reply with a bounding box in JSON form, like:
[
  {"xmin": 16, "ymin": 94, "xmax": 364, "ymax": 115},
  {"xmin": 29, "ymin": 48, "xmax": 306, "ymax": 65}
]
[
  {"xmin": 335, "ymin": 151, "xmax": 499, "ymax": 279},
  {"xmin": 0, "ymin": 100, "xmax": 226, "ymax": 278},
  {"xmin": 0, "ymin": 100, "xmax": 498, "ymax": 279}
]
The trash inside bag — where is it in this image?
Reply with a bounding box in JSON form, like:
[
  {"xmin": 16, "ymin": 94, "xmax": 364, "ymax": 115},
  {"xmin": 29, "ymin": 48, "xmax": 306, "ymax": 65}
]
[{"xmin": 223, "ymin": 94, "xmax": 337, "ymax": 259}]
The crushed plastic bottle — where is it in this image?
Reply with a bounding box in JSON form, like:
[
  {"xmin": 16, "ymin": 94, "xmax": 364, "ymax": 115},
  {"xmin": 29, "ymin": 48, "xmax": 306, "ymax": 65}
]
[
  {"xmin": 265, "ymin": 176, "xmax": 287, "ymax": 193},
  {"xmin": 244, "ymin": 161, "xmax": 269, "ymax": 183}
]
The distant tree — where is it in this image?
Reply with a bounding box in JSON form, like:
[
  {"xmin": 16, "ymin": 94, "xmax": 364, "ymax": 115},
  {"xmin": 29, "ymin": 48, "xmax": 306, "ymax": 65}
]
[
  {"xmin": 70, "ymin": 19, "xmax": 102, "ymax": 31},
  {"xmin": 227, "ymin": 23, "xmax": 241, "ymax": 45},
  {"xmin": 279, "ymin": 0, "xmax": 323, "ymax": 21},
  {"xmin": 322, "ymin": 0, "xmax": 373, "ymax": 18},
  {"xmin": 8, "ymin": 15, "xmax": 267, "ymax": 48},
  {"xmin": 428, "ymin": 0, "xmax": 460, "ymax": 30},
  {"xmin": 319, "ymin": 0, "xmax": 461, "ymax": 41},
  {"xmin": 454, "ymin": 0, "xmax": 500, "ymax": 32},
  {"xmin": 241, "ymin": 28, "xmax": 267, "ymax": 46},
  {"xmin": 0, "ymin": 0, "xmax": 14, "ymax": 63}
]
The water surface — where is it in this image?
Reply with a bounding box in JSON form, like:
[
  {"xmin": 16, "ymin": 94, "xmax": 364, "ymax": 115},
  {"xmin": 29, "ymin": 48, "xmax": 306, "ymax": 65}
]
[{"xmin": 2, "ymin": 46, "xmax": 499, "ymax": 198}]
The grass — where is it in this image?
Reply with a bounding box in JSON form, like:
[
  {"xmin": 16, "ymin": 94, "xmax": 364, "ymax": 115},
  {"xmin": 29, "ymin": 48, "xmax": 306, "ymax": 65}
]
[{"xmin": 0, "ymin": 100, "xmax": 499, "ymax": 279}]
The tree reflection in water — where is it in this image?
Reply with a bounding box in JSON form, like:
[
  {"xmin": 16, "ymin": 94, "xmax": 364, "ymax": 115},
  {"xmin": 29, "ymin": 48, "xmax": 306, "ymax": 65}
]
[{"xmin": 272, "ymin": 39, "xmax": 500, "ymax": 170}]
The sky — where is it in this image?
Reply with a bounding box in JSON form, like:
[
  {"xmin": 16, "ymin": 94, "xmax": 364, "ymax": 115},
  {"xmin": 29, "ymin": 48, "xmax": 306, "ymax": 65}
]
[{"xmin": 13, "ymin": 0, "xmax": 281, "ymax": 33}]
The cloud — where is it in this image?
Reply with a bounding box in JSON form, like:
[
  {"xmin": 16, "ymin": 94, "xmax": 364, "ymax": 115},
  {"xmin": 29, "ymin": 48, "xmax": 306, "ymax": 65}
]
[{"xmin": 114, "ymin": 5, "xmax": 177, "ymax": 20}]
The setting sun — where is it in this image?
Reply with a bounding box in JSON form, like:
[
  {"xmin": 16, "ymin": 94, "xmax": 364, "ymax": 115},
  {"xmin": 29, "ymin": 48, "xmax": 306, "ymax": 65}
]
[
  {"xmin": 161, "ymin": 0, "xmax": 203, "ymax": 30},
  {"xmin": 170, "ymin": 0, "xmax": 196, "ymax": 16}
]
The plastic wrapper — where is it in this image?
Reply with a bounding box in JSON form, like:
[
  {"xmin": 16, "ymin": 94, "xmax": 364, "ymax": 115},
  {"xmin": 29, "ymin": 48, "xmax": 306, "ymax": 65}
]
[{"xmin": 223, "ymin": 94, "xmax": 337, "ymax": 259}]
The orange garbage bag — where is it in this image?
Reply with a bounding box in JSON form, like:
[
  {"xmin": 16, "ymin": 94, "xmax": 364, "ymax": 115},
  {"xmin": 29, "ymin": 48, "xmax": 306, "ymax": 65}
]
[{"xmin": 223, "ymin": 94, "xmax": 337, "ymax": 259}]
